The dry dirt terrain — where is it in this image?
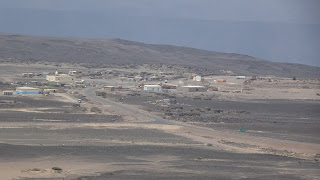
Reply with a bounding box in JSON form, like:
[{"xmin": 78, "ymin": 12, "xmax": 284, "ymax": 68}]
[
  {"xmin": 0, "ymin": 58, "xmax": 319, "ymax": 179},
  {"xmin": 1, "ymin": 95, "xmax": 319, "ymax": 180}
]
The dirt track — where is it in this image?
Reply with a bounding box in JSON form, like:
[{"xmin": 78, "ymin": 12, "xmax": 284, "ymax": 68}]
[
  {"xmin": 0, "ymin": 88, "xmax": 319, "ymax": 179},
  {"xmin": 83, "ymin": 87, "xmax": 320, "ymax": 158}
]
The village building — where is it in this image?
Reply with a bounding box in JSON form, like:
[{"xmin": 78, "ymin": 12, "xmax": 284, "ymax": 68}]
[
  {"xmin": 42, "ymin": 72, "xmax": 49, "ymax": 78},
  {"xmin": 47, "ymin": 81, "xmax": 61, "ymax": 87},
  {"xmin": 121, "ymin": 77, "xmax": 136, "ymax": 82},
  {"xmin": 143, "ymin": 85, "xmax": 162, "ymax": 92},
  {"xmin": 217, "ymin": 79, "xmax": 227, "ymax": 83},
  {"xmin": 16, "ymin": 87, "xmax": 40, "ymax": 95},
  {"xmin": 161, "ymin": 83, "xmax": 177, "ymax": 89},
  {"xmin": 46, "ymin": 74, "xmax": 75, "ymax": 83},
  {"xmin": 2, "ymin": 90, "xmax": 15, "ymax": 96},
  {"xmin": 68, "ymin": 71, "xmax": 77, "ymax": 76},
  {"xmin": 44, "ymin": 89, "xmax": 58, "ymax": 94},
  {"xmin": 193, "ymin": 75, "xmax": 202, "ymax": 82},
  {"xmin": 29, "ymin": 81, "xmax": 38, "ymax": 86},
  {"xmin": 21, "ymin": 73, "xmax": 34, "ymax": 78},
  {"xmin": 147, "ymin": 75, "xmax": 161, "ymax": 81},
  {"xmin": 178, "ymin": 86, "xmax": 207, "ymax": 92},
  {"xmin": 236, "ymin": 76, "xmax": 246, "ymax": 79},
  {"xmin": 104, "ymin": 86, "xmax": 115, "ymax": 91}
]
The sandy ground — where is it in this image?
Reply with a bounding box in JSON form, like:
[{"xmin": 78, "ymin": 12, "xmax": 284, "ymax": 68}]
[
  {"xmin": 1, "ymin": 122, "xmax": 319, "ymax": 180},
  {"xmin": 0, "ymin": 63, "xmax": 320, "ymax": 179}
]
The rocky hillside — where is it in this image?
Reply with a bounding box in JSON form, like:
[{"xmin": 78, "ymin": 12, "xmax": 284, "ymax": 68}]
[{"xmin": 0, "ymin": 33, "xmax": 319, "ymax": 77}]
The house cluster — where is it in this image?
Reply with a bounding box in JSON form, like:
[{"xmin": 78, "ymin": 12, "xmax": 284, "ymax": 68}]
[
  {"xmin": 2, "ymin": 87, "xmax": 59, "ymax": 96},
  {"xmin": 1, "ymin": 70, "xmax": 90, "ymax": 96},
  {"xmin": 46, "ymin": 71, "xmax": 88, "ymax": 88}
]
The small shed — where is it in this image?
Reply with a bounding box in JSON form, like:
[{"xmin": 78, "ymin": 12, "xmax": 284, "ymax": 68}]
[
  {"xmin": 42, "ymin": 72, "xmax": 49, "ymax": 78},
  {"xmin": 162, "ymin": 84, "xmax": 177, "ymax": 89},
  {"xmin": 193, "ymin": 75, "xmax": 202, "ymax": 82},
  {"xmin": 47, "ymin": 81, "xmax": 61, "ymax": 87},
  {"xmin": 217, "ymin": 79, "xmax": 226, "ymax": 83},
  {"xmin": 144, "ymin": 85, "xmax": 162, "ymax": 92},
  {"xmin": 44, "ymin": 89, "xmax": 58, "ymax": 94},
  {"xmin": 64, "ymin": 84, "xmax": 72, "ymax": 89},
  {"xmin": 29, "ymin": 81, "xmax": 38, "ymax": 86},
  {"xmin": 68, "ymin": 71, "xmax": 77, "ymax": 76},
  {"xmin": 3, "ymin": 91, "xmax": 14, "ymax": 96},
  {"xmin": 104, "ymin": 86, "xmax": 115, "ymax": 91},
  {"xmin": 178, "ymin": 86, "xmax": 207, "ymax": 92},
  {"xmin": 22, "ymin": 73, "xmax": 34, "ymax": 78},
  {"xmin": 236, "ymin": 76, "xmax": 246, "ymax": 79},
  {"xmin": 121, "ymin": 77, "xmax": 136, "ymax": 82}
]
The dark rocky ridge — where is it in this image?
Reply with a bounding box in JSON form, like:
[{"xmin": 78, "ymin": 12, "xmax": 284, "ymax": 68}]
[{"xmin": 0, "ymin": 33, "xmax": 319, "ymax": 77}]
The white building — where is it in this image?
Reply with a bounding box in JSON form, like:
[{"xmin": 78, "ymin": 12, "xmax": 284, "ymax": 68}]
[
  {"xmin": 16, "ymin": 87, "xmax": 40, "ymax": 95},
  {"xmin": 143, "ymin": 85, "xmax": 162, "ymax": 92},
  {"xmin": 46, "ymin": 74, "xmax": 75, "ymax": 83},
  {"xmin": 236, "ymin": 76, "xmax": 246, "ymax": 79},
  {"xmin": 69, "ymin": 71, "xmax": 77, "ymax": 76},
  {"xmin": 193, "ymin": 75, "xmax": 202, "ymax": 82}
]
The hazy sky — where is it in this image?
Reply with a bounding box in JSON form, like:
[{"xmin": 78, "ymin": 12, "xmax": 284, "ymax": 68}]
[
  {"xmin": 0, "ymin": 0, "xmax": 319, "ymax": 66},
  {"xmin": 1, "ymin": 0, "xmax": 319, "ymax": 24}
]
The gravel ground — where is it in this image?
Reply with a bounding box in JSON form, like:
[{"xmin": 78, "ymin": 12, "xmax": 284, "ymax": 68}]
[
  {"xmin": 1, "ymin": 142, "xmax": 319, "ymax": 180},
  {"xmin": 106, "ymin": 92, "xmax": 320, "ymax": 144}
]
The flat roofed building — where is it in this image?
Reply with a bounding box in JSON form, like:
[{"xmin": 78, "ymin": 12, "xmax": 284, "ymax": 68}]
[
  {"xmin": 162, "ymin": 83, "xmax": 177, "ymax": 89},
  {"xmin": 121, "ymin": 77, "xmax": 136, "ymax": 82},
  {"xmin": 236, "ymin": 76, "xmax": 246, "ymax": 79},
  {"xmin": 69, "ymin": 71, "xmax": 77, "ymax": 76},
  {"xmin": 16, "ymin": 87, "xmax": 40, "ymax": 95},
  {"xmin": 46, "ymin": 74, "xmax": 75, "ymax": 83},
  {"xmin": 104, "ymin": 86, "xmax": 115, "ymax": 91},
  {"xmin": 178, "ymin": 86, "xmax": 207, "ymax": 92},
  {"xmin": 44, "ymin": 89, "xmax": 58, "ymax": 93},
  {"xmin": 3, "ymin": 91, "xmax": 14, "ymax": 96},
  {"xmin": 217, "ymin": 79, "xmax": 226, "ymax": 83},
  {"xmin": 22, "ymin": 73, "xmax": 34, "ymax": 78},
  {"xmin": 193, "ymin": 75, "xmax": 202, "ymax": 82},
  {"xmin": 144, "ymin": 85, "xmax": 162, "ymax": 92}
]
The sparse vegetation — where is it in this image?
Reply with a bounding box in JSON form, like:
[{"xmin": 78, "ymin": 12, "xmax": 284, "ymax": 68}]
[
  {"xmin": 30, "ymin": 168, "xmax": 41, "ymax": 172},
  {"xmin": 52, "ymin": 167, "xmax": 63, "ymax": 173},
  {"xmin": 91, "ymin": 106, "xmax": 102, "ymax": 113}
]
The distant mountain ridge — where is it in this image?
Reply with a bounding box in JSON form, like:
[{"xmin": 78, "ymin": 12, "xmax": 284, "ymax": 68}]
[{"xmin": 0, "ymin": 33, "xmax": 319, "ymax": 78}]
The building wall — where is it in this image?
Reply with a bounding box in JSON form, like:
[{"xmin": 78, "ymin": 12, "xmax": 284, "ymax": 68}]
[
  {"xmin": 104, "ymin": 87, "xmax": 115, "ymax": 91},
  {"xmin": 3, "ymin": 91, "xmax": 14, "ymax": 96},
  {"xmin": 57, "ymin": 76, "xmax": 74, "ymax": 83},
  {"xmin": 46, "ymin": 75, "xmax": 57, "ymax": 82},
  {"xmin": 144, "ymin": 86, "xmax": 162, "ymax": 92}
]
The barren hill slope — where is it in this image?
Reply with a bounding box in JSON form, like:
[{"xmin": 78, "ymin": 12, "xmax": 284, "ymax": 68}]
[{"xmin": 0, "ymin": 33, "xmax": 319, "ymax": 77}]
